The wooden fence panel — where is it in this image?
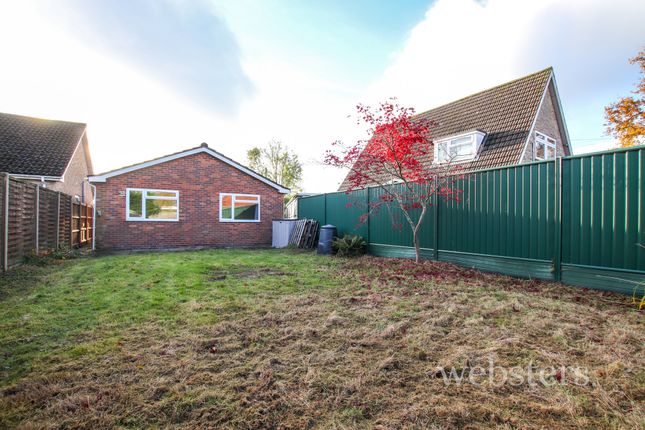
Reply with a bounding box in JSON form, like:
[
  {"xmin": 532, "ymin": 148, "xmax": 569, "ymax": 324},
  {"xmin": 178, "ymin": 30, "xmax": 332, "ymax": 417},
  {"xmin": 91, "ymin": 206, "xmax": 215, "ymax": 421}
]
[
  {"xmin": 58, "ymin": 194, "xmax": 72, "ymax": 248},
  {"xmin": 0, "ymin": 175, "xmax": 5, "ymax": 270},
  {"xmin": 71, "ymin": 203, "xmax": 80, "ymax": 247},
  {"xmin": 38, "ymin": 188, "xmax": 59, "ymax": 251},
  {"xmin": 7, "ymin": 180, "xmax": 37, "ymax": 267},
  {"xmin": 0, "ymin": 175, "xmax": 93, "ymax": 270}
]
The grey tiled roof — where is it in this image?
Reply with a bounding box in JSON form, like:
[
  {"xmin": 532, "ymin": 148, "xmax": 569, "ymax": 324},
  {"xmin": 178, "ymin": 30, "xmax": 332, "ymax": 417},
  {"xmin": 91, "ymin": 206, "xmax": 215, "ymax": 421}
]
[
  {"xmin": 339, "ymin": 68, "xmax": 553, "ymax": 191},
  {"xmin": 0, "ymin": 112, "xmax": 86, "ymax": 177}
]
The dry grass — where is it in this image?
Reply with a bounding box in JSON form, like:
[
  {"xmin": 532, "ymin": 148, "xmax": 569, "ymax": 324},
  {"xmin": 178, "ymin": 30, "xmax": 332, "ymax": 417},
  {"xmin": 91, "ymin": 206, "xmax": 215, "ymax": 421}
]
[{"xmin": 1, "ymin": 251, "xmax": 643, "ymax": 429}]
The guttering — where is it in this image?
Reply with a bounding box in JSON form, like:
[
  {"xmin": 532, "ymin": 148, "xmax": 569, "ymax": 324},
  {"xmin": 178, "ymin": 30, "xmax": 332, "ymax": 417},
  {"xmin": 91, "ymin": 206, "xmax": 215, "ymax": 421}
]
[
  {"xmin": 88, "ymin": 146, "xmax": 291, "ymax": 193},
  {"xmin": 8, "ymin": 174, "xmax": 63, "ymax": 182}
]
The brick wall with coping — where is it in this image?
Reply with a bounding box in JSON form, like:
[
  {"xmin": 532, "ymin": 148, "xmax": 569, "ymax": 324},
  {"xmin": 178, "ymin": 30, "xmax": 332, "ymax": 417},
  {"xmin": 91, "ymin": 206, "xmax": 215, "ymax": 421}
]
[
  {"xmin": 521, "ymin": 82, "xmax": 569, "ymax": 162},
  {"xmin": 93, "ymin": 152, "xmax": 284, "ymax": 250}
]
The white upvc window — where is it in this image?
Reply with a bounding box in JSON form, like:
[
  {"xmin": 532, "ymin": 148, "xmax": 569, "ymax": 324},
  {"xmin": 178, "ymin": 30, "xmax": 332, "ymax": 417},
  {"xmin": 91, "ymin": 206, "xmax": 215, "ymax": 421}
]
[
  {"xmin": 219, "ymin": 193, "xmax": 261, "ymax": 222},
  {"xmin": 434, "ymin": 131, "xmax": 486, "ymax": 164},
  {"xmin": 126, "ymin": 188, "xmax": 179, "ymax": 221},
  {"xmin": 534, "ymin": 131, "xmax": 557, "ymax": 160}
]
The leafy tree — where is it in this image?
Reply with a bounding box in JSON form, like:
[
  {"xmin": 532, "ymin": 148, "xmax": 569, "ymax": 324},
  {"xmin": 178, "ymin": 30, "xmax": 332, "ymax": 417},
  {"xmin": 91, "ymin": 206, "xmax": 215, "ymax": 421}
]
[
  {"xmin": 324, "ymin": 99, "xmax": 462, "ymax": 263},
  {"xmin": 605, "ymin": 48, "xmax": 645, "ymax": 147},
  {"xmin": 247, "ymin": 140, "xmax": 302, "ymax": 193}
]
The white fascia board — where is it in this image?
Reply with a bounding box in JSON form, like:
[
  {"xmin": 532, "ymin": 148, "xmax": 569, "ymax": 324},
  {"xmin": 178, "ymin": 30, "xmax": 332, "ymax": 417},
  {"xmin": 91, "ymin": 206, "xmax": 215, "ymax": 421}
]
[
  {"xmin": 88, "ymin": 147, "xmax": 290, "ymax": 193},
  {"xmin": 9, "ymin": 174, "xmax": 63, "ymax": 182},
  {"xmin": 60, "ymin": 128, "xmax": 87, "ymax": 181},
  {"xmin": 549, "ymin": 73, "xmax": 573, "ymax": 155},
  {"xmin": 518, "ymin": 72, "xmax": 552, "ymax": 164}
]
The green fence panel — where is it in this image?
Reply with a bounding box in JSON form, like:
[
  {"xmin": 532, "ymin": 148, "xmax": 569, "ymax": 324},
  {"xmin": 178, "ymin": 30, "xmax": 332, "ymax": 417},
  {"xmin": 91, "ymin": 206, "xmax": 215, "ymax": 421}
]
[
  {"xmin": 368, "ymin": 186, "xmax": 413, "ymax": 248},
  {"xmin": 324, "ymin": 190, "xmax": 368, "ymax": 238},
  {"xmin": 298, "ymin": 191, "xmax": 369, "ymax": 238},
  {"xmin": 298, "ymin": 194, "xmax": 325, "ymax": 223},
  {"xmin": 300, "ymin": 146, "xmax": 645, "ymax": 294},
  {"xmin": 562, "ymin": 147, "xmax": 644, "ymax": 271},
  {"xmin": 367, "ymin": 185, "xmax": 435, "ymax": 249},
  {"xmin": 438, "ymin": 161, "xmax": 556, "ymax": 261}
]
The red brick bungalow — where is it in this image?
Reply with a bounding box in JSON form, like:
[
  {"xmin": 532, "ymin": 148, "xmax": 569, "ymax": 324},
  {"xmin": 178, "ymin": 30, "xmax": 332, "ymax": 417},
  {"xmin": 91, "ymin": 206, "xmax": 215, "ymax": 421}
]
[{"xmin": 88, "ymin": 143, "xmax": 289, "ymax": 251}]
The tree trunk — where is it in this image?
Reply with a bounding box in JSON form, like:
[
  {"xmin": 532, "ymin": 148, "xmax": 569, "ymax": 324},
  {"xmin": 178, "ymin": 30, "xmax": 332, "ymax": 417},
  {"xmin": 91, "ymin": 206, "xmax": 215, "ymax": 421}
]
[
  {"xmin": 412, "ymin": 205, "xmax": 427, "ymax": 264},
  {"xmin": 413, "ymin": 230, "xmax": 421, "ymax": 263},
  {"xmin": 398, "ymin": 202, "xmax": 427, "ymax": 264}
]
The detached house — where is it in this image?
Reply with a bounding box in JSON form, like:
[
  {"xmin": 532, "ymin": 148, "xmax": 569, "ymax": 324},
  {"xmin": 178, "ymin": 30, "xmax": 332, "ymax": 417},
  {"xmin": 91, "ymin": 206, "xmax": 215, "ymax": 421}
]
[
  {"xmin": 89, "ymin": 144, "xmax": 289, "ymax": 251},
  {"xmin": 339, "ymin": 67, "xmax": 571, "ymax": 190},
  {"xmin": 0, "ymin": 112, "xmax": 94, "ymax": 202}
]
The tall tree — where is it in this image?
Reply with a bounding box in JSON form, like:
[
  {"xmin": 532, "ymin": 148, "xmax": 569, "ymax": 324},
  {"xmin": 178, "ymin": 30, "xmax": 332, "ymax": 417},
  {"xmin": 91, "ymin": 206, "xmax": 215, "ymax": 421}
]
[
  {"xmin": 605, "ymin": 48, "xmax": 645, "ymax": 147},
  {"xmin": 324, "ymin": 99, "xmax": 462, "ymax": 263},
  {"xmin": 247, "ymin": 140, "xmax": 302, "ymax": 192}
]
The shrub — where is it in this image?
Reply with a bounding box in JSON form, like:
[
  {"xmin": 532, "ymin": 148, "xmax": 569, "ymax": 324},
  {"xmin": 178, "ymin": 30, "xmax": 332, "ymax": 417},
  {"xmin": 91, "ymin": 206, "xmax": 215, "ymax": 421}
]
[
  {"xmin": 23, "ymin": 250, "xmax": 50, "ymax": 266},
  {"xmin": 50, "ymin": 245, "xmax": 83, "ymax": 261},
  {"xmin": 22, "ymin": 246, "xmax": 84, "ymax": 266},
  {"xmin": 332, "ymin": 234, "xmax": 366, "ymax": 257}
]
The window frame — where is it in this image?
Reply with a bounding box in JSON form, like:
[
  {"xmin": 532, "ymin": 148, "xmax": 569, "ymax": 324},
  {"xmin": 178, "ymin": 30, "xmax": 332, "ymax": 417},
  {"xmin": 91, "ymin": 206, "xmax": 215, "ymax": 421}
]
[
  {"xmin": 125, "ymin": 188, "xmax": 180, "ymax": 222},
  {"xmin": 219, "ymin": 193, "xmax": 261, "ymax": 223},
  {"xmin": 534, "ymin": 131, "xmax": 557, "ymax": 161},
  {"xmin": 434, "ymin": 131, "xmax": 485, "ymax": 164}
]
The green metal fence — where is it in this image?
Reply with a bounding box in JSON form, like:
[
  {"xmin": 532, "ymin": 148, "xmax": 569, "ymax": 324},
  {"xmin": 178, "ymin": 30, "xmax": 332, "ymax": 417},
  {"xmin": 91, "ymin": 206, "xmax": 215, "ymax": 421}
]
[{"xmin": 299, "ymin": 146, "xmax": 645, "ymax": 295}]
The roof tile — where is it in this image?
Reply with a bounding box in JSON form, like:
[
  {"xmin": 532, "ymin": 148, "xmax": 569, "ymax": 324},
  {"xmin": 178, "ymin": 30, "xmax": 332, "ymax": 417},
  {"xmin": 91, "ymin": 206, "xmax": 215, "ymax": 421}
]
[
  {"xmin": 0, "ymin": 112, "xmax": 86, "ymax": 177},
  {"xmin": 339, "ymin": 68, "xmax": 553, "ymax": 190}
]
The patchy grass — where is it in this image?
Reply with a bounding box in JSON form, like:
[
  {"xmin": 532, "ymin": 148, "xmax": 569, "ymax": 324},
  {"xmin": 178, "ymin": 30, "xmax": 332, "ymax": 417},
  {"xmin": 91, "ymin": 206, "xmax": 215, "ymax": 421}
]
[{"xmin": 0, "ymin": 250, "xmax": 643, "ymax": 429}]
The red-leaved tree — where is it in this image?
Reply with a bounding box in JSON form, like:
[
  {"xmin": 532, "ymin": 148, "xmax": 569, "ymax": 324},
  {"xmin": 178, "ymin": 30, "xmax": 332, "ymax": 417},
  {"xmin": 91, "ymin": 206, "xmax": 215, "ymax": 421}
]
[{"xmin": 324, "ymin": 99, "xmax": 463, "ymax": 263}]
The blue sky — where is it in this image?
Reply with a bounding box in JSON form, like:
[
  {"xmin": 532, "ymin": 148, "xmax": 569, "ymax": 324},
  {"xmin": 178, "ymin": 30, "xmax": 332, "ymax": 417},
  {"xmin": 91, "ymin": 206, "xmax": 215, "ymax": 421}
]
[{"xmin": 0, "ymin": 0, "xmax": 643, "ymax": 192}]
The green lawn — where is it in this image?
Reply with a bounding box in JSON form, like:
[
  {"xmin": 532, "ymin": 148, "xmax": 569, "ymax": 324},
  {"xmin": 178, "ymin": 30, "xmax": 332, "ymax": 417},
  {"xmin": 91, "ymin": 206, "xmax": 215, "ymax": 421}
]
[{"xmin": 0, "ymin": 249, "xmax": 643, "ymax": 429}]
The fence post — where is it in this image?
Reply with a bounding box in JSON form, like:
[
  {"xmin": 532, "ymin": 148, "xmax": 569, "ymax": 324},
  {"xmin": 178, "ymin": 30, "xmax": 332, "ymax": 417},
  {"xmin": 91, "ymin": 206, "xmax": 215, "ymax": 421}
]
[
  {"xmin": 35, "ymin": 185, "xmax": 39, "ymax": 253},
  {"xmin": 78, "ymin": 203, "xmax": 82, "ymax": 247},
  {"xmin": 56, "ymin": 192, "xmax": 60, "ymax": 248},
  {"xmin": 82, "ymin": 204, "xmax": 87, "ymax": 245},
  {"xmin": 365, "ymin": 188, "xmax": 370, "ymax": 245},
  {"xmin": 554, "ymin": 158, "xmax": 563, "ymax": 281},
  {"xmin": 3, "ymin": 174, "xmax": 9, "ymax": 271},
  {"xmin": 69, "ymin": 198, "xmax": 73, "ymax": 248},
  {"xmin": 433, "ymin": 175, "xmax": 439, "ymax": 261},
  {"xmin": 323, "ymin": 193, "xmax": 327, "ymax": 226}
]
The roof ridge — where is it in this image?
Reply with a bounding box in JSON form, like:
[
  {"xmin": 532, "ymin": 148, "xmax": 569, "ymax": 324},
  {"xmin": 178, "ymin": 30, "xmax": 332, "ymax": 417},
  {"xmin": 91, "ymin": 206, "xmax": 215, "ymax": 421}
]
[
  {"xmin": 415, "ymin": 67, "xmax": 553, "ymax": 117},
  {"xmin": 91, "ymin": 144, "xmax": 207, "ymax": 177},
  {"xmin": 0, "ymin": 111, "xmax": 86, "ymax": 127},
  {"xmin": 90, "ymin": 144, "xmax": 290, "ymax": 192}
]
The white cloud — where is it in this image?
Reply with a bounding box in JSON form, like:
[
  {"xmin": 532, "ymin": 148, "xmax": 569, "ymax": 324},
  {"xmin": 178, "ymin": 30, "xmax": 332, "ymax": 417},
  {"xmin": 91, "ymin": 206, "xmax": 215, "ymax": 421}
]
[
  {"xmin": 366, "ymin": 0, "xmax": 645, "ymax": 156},
  {"xmin": 0, "ymin": 2, "xmax": 226, "ymax": 171},
  {"xmin": 1, "ymin": 0, "xmax": 643, "ymax": 195},
  {"xmin": 367, "ymin": 0, "xmax": 548, "ymax": 109},
  {"xmin": 0, "ymin": 1, "xmax": 359, "ymax": 192}
]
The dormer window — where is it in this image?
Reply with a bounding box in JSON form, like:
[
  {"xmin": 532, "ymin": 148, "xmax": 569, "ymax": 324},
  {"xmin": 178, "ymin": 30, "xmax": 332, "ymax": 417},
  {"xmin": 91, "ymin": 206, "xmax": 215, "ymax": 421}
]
[
  {"xmin": 534, "ymin": 131, "xmax": 556, "ymax": 160},
  {"xmin": 434, "ymin": 130, "xmax": 486, "ymax": 164}
]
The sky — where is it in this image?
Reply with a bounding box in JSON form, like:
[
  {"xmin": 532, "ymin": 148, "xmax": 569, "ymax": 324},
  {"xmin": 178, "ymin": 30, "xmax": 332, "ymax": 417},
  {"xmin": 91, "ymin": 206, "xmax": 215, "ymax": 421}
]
[{"xmin": 0, "ymin": 0, "xmax": 643, "ymax": 192}]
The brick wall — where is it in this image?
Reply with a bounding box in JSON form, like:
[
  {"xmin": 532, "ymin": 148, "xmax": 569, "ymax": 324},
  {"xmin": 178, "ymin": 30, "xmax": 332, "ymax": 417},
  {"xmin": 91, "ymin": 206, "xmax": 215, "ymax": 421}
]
[
  {"xmin": 93, "ymin": 152, "xmax": 284, "ymax": 250},
  {"xmin": 521, "ymin": 81, "xmax": 570, "ymax": 162},
  {"xmin": 48, "ymin": 137, "xmax": 94, "ymax": 203}
]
